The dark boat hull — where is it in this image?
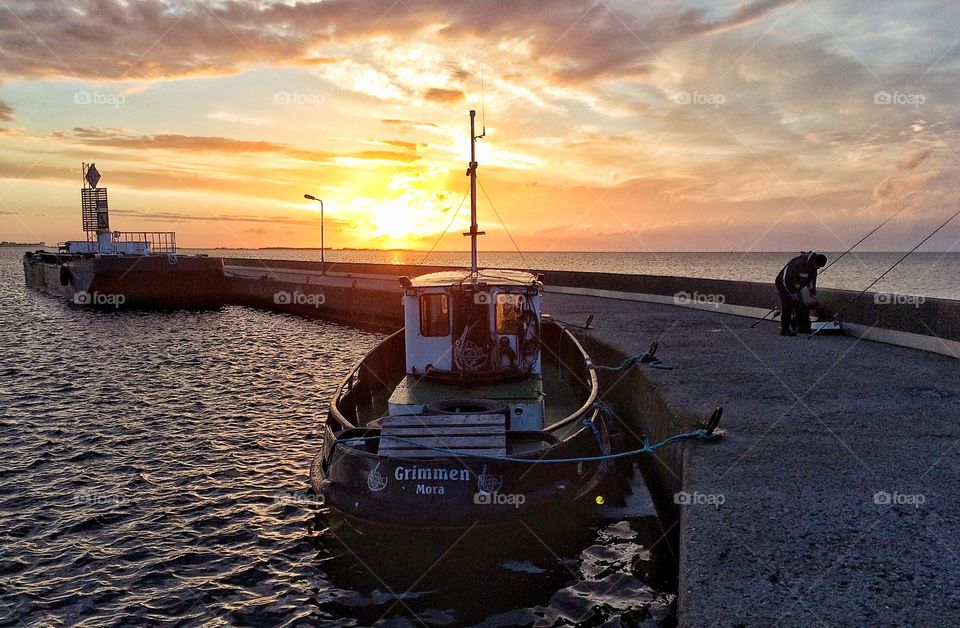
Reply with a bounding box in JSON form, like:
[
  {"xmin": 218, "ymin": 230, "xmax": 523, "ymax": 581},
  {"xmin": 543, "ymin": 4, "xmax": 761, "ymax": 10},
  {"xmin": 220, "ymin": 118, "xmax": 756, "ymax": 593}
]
[
  {"xmin": 312, "ymin": 419, "xmax": 610, "ymax": 530},
  {"xmin": 23, "ymin": 251, "xmax": 227, "ymax": 309}
]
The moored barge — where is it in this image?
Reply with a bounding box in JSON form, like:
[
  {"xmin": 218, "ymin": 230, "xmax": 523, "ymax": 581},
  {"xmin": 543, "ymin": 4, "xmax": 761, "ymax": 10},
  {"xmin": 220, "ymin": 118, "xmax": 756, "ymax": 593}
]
[{"xmin": 23, "ymin": 163, "xmax": 226, "ymax": 309}]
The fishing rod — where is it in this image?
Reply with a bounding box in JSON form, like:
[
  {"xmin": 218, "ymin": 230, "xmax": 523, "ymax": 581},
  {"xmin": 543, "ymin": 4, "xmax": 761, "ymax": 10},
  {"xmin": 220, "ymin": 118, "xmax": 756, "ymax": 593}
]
[
  {"xmin": 822, "ymin": 203, "xmax": 909, "ymax": 273},
  {"xmin": 809, "ymin": 205, "xmax": 960, "ymax": 339},
  {"xmin": 750, "ymin": 203, "xmax": 909, "ymax": 328}
]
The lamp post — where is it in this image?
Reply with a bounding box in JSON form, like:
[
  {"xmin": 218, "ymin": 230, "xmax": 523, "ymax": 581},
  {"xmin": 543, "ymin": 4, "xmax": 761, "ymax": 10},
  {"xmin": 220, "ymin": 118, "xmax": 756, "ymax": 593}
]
[{"xmin": 303, "ymin": 194, "xmax": 324, "ymax": 274}]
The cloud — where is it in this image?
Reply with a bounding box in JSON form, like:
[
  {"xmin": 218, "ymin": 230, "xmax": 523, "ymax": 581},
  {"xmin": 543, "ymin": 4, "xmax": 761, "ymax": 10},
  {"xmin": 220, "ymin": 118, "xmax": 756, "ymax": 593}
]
[
  {"xmin": 898, "ymin": 147, "xmax": 932, "ymax": 171},
  {"xmin": 63, "ymin": 127, "xmax": 420, "ymax": 163},
  {"xmin": 110, "ymin": 209, "xmax": 347, "ymax": 228},
  {"xmin": 424, "ymin": 88, "xmax": 465, "ymax": 103},
  {"xmin": 207, "ymin": 111, "xmax": 273, "ymax": 126},
  {"xmin": 381, "ymin": 119, "xmax": 439, "ymax": 133},
  {"xmin": 381, "ymin": 140, "xmax": 423, "ymax": 151},
  {"xmin": 0, "ymin": 101, "xmax": 13, "ymax": 133},
  {"xmin": 858, "ymin": 145, "xmax": 949, "ymax": 224},
  {"xmin": 871, "ymin": 170, "xmax": 939, "ymax": 203},
  {"xmin": 67, "ymin": 127, "xmax": 334, "ymax": 161},
  {"xmin": 346, "ymin": 150, "xmax": 419, "ymax": 163},
  {"xmin": 0, "ymin": 0, "xmax": 795, "ymax": 85}
]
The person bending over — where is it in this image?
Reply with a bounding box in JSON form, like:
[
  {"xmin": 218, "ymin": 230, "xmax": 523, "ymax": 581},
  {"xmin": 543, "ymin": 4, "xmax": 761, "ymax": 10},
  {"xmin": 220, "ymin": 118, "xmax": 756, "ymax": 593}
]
[{"xmin": 775, "ymin": 252, "xmax": 827, "ymax": 336}]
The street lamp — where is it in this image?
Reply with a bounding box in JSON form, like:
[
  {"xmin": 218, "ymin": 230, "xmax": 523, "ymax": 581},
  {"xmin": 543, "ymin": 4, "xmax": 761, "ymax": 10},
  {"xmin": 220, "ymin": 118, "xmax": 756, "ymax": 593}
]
[{"xmin": 303, "ymin": 194, "xmax": 324, "ymax": 274}]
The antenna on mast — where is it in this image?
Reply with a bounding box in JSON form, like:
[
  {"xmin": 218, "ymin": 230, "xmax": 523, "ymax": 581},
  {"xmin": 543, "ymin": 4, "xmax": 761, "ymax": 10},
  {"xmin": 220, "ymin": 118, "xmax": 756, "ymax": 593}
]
[
  {"xmin": 480, "ymin": 64, "xmax": 486, "ymax": 134},
  {"xmin": 464, "ymin": 110, "xmax": 485, "ymax": 274}
]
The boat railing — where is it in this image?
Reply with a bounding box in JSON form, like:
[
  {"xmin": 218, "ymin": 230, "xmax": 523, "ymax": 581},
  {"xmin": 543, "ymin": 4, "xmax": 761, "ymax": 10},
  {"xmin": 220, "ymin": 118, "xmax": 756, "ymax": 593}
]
[
  {"xmin": 543, "ymin": 323, "xmax": 599, "ymax": 432},
  {"xmin": 329, "ymin": 323, "xmax": 597, "ymax": 440},
  {"xmin": 330, "ymin": 329, "xmax": 406, "ymax": 430},
  {"xmin": 110, "ymin": 231, "xmax": 177, "ymax": 254}
]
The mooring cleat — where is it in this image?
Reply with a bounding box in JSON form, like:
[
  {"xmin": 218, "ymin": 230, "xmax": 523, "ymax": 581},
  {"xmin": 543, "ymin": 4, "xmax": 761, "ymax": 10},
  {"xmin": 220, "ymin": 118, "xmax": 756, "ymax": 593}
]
[
  {"xmin": 706, "ymin": 406, "xmax": 723, "ymax": 435},
  {"xmin": 640, "ymin": 341, "xmax": 658, "ymax": 363}
]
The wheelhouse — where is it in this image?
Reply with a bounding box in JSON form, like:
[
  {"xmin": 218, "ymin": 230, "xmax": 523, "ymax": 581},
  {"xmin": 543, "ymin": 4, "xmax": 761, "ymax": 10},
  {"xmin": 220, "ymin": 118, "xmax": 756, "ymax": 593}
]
[
  {"xmin": 400, "ymin": 269, "xmax": 543, "ymax": 382},
  {"xmin": 388, "ymin": 269, "xmax": 546, "ymax": 431}
]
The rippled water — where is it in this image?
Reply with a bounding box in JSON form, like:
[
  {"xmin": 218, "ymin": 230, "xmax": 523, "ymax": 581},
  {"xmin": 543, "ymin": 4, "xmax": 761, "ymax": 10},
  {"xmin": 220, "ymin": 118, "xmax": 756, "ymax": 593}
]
[{"xmin": 0, "ymin": 248, "xmax": 675, "ymax": 626}]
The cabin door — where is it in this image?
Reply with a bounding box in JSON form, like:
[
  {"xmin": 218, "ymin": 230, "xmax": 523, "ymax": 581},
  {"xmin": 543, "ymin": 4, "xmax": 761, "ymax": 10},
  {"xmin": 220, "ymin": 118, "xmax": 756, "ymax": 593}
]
[{"xmin": 451, "ymin": 286, "xmax": 492, "ymax": 373}]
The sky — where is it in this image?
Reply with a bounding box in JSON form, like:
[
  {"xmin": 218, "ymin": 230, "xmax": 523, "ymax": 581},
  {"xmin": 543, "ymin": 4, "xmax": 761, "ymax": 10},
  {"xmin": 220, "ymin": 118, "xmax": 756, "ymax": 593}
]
[{"xmin": 1, "ymin": 0, "xmax": 959, "ymax": 252}]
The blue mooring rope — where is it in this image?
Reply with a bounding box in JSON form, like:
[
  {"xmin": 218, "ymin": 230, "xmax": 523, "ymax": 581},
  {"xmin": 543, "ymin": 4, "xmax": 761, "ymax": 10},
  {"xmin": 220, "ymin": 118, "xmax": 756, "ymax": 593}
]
[
  {"xmin": 587, "ymin": 355, "xmax": 648, "ymax": 372},
  {"xmin": 583, "ymin": 416, "xmax": 607, "ymax": 457},
  {"xmin": 334, "ymin": 402, "xmax": 718, "ymax": 464}
]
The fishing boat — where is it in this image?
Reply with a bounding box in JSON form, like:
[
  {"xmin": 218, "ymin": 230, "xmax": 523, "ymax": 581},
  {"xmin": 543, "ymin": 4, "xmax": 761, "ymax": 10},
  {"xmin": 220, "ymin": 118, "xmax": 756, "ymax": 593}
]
[
  {"xmin": 310, "ymin": 111, "xmax": 611, "ymax": 529},
  {"xmin": 23, "ymin": 163, "xmax": 226, "ymax": 309}
]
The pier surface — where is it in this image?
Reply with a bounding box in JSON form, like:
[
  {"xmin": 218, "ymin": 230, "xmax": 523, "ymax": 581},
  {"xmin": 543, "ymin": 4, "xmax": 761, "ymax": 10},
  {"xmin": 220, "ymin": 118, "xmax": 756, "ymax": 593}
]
[{"xmin": 548, "ymin": 292, "xmax": 960, "ymax": 627}]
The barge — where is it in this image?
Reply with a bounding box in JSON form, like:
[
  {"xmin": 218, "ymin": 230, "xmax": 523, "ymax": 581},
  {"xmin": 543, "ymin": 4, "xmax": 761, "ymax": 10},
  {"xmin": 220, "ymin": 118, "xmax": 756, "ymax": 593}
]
[{"xmin": 23, "ymin": 163, "xmax": 226, "ymax": 309}]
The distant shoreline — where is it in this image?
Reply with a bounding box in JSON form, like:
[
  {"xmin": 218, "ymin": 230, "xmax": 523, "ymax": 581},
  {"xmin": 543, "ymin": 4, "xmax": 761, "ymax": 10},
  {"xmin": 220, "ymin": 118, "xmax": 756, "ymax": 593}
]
[
  {"xmin": 6, "ymin": 243, "xmax": 955, "ymax": 254},
  {"xmin": 180, "ymin": 247, "xmax": 952, "ymax": 255}
]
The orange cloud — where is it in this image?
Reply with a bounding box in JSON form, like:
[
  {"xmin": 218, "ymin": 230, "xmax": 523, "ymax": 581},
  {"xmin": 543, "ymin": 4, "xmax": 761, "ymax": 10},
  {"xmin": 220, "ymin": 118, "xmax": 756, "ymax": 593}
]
[
  {"xmin": 424, "ymin": 88, "xmax": 465, "ymax": 103},
  {"xmin": 63, "ymin": 128, "xmax": 424, "ymax": 165},
  {"xmin": 70, "ymin": 128, "xmax": 334, "ymax": 161}
]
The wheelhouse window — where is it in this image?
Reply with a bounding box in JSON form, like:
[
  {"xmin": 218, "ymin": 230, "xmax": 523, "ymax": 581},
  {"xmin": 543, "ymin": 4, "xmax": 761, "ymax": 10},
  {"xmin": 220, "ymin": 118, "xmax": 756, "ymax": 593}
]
[
  {"xmin": 419, "ymin": 293, "xmax": 450, "ymax": 337},
  {"xmin": 495, "ymin": 293, "xmax": 524, "ymax": 334}
]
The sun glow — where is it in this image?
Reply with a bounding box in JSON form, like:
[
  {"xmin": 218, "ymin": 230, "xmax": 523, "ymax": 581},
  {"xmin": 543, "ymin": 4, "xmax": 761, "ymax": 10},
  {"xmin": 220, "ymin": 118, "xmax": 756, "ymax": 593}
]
[{"xmin": 346, "ymin": 166, "xmax": 462, "ymax": 248}]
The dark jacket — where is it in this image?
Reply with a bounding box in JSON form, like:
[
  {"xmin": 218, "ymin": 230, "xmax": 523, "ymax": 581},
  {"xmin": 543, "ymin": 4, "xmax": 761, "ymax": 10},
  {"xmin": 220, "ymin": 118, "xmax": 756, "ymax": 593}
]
[{"xmin": 777, "ymin": 252, "xmax": 820, "ymax": 296}]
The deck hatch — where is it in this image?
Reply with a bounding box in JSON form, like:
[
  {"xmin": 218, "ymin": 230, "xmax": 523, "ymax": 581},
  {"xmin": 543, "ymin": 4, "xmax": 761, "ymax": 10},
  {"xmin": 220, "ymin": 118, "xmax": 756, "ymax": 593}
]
[{"xmin": 379, "ymin": 413, "xmax": 506, "ymax": 458}]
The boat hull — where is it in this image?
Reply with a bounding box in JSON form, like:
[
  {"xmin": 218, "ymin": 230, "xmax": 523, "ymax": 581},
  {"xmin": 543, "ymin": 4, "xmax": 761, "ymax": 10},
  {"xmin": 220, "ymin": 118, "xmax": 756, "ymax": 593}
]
[
  {"xmin": 23, "ymin": 251, "xmax": 227, "ymax": 309},
  {"xmin": 312, "ymin": 417, "xmax": 610, "ymax": 529}
]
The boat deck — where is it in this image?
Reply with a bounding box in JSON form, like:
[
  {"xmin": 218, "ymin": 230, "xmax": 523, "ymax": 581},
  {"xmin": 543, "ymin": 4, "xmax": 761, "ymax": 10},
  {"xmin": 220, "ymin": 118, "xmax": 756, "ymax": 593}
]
[
  {"xmin": 388, "ymin": 375, "xmax": 544, "ymax": 430},
  {"xmin": 388, "ymin": 375, "xmax": 543, "ymax": 406}
]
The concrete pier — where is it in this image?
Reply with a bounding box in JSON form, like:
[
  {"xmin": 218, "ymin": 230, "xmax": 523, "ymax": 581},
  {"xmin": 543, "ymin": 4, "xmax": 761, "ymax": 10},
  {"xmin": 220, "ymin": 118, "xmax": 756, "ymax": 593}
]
[
  {"xmin": 221, "ymin": 258, "xmax": 960, "ymax": 626},
  {"xmin": 548, "ymin": 294, "xmax": 960, "ymax": 627}
]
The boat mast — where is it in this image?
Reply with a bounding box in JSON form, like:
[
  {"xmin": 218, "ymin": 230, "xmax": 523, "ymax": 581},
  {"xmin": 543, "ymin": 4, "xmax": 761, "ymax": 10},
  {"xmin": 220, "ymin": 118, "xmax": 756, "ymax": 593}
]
[{"xmin": 466, "ymin": 109, "xmax": 485, "ymax": 274}]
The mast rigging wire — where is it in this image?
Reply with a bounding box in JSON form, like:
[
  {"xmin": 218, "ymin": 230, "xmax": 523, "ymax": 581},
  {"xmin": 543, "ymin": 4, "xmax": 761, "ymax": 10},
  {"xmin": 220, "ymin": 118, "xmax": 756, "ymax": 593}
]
[
  {"xmin": 417, "ymin": 188, "xmax": 470, "ymax": 267},
  {"xmin": 476, "ymin": 175, "xmax": 535, "ymax": 274}
]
